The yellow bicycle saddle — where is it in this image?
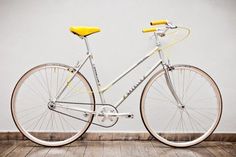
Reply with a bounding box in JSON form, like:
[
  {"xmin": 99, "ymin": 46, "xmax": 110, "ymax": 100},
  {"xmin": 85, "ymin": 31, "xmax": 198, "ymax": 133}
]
[{"xmin": 70, "ymin": 26, "xmax": 101, "ymax": 37}]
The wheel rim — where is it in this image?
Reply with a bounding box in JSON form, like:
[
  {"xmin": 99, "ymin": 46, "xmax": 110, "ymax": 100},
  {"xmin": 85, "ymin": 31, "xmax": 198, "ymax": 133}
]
[
  {"xmin": 141, "ymin": 65, "xmax": 222, "ymax": 147},
  {"xmin": 11, "ymin": 64, "xmax": 95, "ymax": 146}
]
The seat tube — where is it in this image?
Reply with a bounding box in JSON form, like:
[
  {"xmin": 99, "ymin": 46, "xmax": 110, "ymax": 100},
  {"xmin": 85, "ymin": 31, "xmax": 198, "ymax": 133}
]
[{"xmin": 83, "ymin": 37, "xmax": 106, "ymax": 104}]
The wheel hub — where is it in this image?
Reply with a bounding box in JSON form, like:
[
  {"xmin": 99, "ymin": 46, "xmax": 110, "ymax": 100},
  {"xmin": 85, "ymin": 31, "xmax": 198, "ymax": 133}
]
[{"xmin": 48, "ymin": 101, "xmax": 56, "ymax": 110}]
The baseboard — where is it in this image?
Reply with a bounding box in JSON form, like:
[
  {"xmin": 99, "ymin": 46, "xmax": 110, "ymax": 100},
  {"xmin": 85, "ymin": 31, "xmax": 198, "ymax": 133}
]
[{"xmin": 0, "ymin": 132, "xmax": 236, "ymax": 142}]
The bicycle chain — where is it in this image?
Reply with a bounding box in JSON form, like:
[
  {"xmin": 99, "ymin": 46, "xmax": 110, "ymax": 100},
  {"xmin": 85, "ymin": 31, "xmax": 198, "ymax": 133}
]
[{"xmin": 52, "ymin": 103, "xmax": 119, "ymax": 128}]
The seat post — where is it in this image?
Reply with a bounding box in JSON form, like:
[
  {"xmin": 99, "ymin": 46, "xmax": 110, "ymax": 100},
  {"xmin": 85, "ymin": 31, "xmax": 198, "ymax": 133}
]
[{"xmin": 83, "ymin": 37, "xmax": 91, "ymax": 55}]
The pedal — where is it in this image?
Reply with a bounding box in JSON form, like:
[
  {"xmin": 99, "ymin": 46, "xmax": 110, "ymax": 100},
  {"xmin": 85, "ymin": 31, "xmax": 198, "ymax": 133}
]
[{"xmin": 127, "ymin": 114, "xmax": 134, "ymax": 119}]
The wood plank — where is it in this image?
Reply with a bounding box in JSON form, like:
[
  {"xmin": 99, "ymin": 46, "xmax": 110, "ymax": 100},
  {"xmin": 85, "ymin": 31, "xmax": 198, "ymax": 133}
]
[
  {"xmin": 83, "ymin": 141, "xmax": 103, "ymax": 157},
  {"xmin": 190, "ymin": 147, "xmax": 215, "ymax": 157},
  {"xmin": 216, "ymin": 142, "xmax": 236, "ymax": 156},
  {"xmin": 64, "ymin": 141, "xmax": 87, "ymax": 157},
  {"xmin": 0, "ymin": 140, "xmax": 22, "ymax": 156},
  {"xmin": 120, "ymin": 141, "xmax": 145, "ymax": 157},
  {"xmin": 103, "ymin": 141, "xmax": 121, "ymax": 157},
  {"xmin": 2, "ymin": 140, "xmax": 236, "ymax": 157},
  {"xmin": 6, "ymin": 141, "xmax": 34, "ymax": 157},
  {"xmin": 26, "ymin": 146, "xmax": 50, "ymax": 157},
  {"xmin": 174, "ymin": 148, "xmax": 196, "ymax": 157},
  {"xmin": 0, "ymin": 140, "xmax": 17, "ymax": 154},
  {"xmin": 44, "ymin": 146, "xmax": 69, "ymax": 157},
  {"xmin": 189, "ymin": 142, "xmax": 215, "ymax": 157},
  {"xmin": 151, "ymin": 141, "xmax": 178, "ymax": 157},
  {"xmin": 204, "ymin": 142, "xmax": 233, "ymax": 157},
  {"xmin": 134, "ymin": 141, "xmax": 156, "ymax": 157}
]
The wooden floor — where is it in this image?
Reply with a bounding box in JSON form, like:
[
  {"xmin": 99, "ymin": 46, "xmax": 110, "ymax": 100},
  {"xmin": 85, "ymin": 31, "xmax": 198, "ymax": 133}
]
[{"xmin": 0, "ymin": 140, "xmax": 236, "ymax": 157}]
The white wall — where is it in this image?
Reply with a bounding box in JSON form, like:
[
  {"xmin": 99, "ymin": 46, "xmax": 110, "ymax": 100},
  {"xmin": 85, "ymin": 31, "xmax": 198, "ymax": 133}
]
[{"xmin": 0, "ymin": 0, "xmax": 236, "ymax": 132}]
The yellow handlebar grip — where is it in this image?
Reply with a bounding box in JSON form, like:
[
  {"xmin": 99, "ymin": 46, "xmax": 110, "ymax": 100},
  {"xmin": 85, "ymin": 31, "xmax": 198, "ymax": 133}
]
[
  {"xmin": 142, "ymin": 27, "xmax": 157, "ymax": 33},
  {"xmin": 150, "ymin": 19, "xmax": 168, "ymax": 26}
]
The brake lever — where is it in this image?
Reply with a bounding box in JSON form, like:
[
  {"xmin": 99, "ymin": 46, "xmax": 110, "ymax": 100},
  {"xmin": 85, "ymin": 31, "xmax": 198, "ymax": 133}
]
[{"xmin": 166, "ymin": 22, "xmax": 178, "ymax": 29}]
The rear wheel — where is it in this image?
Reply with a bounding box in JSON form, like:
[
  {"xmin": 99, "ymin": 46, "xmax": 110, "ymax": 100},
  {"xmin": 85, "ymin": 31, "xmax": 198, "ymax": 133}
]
[
  {"xmin": 140, "ymin": 64, "xmax": 222, "ymax": 147},
  {"xmin": 11, "ymin": 63, "xmax": 95, "ymax": 146}
]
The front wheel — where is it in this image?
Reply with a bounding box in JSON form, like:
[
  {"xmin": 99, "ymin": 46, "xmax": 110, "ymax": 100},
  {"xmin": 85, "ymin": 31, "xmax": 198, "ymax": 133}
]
[
  {"xmin": 11, "ymin": 63, "xmax": 95, "ymax": 146},
  {"xmin": 140, "ymin": 64, "xmax": 222, "ymax": 147}
]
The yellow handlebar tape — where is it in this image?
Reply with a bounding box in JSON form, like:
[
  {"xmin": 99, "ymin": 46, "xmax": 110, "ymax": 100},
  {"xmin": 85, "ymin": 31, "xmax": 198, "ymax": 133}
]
[
  {"xmin": 142, "ymin": 27, "xmax": 157, "ymax": 33},
  {"xmin": 150, "ymin": 19, "xmax": 168, "ymax": 26}
]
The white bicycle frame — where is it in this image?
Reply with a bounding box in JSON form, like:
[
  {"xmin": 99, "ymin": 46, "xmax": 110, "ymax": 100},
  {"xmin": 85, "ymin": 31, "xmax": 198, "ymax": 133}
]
[{"xmin": 55, "ymin": 31, "xmax": 182, "ymax": 111}]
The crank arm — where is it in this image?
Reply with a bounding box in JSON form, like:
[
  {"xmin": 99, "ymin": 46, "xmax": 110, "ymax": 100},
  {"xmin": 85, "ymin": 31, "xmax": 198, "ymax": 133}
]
[{"xmin": 100, "ymin": 113, "xmax": 134, "ymax": 118}]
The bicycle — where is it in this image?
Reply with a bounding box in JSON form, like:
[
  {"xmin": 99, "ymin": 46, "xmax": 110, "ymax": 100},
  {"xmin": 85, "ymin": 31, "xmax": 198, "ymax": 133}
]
[{"xmin": 11, "ymin": 20, "xmax": 223, "ymax": 147}]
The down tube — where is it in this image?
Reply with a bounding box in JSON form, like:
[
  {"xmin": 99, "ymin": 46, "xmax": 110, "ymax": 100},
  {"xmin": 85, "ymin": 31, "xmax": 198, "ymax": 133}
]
[{"xmin": 114, "ymin": 60, "xmax": 163, "ymax": 108}]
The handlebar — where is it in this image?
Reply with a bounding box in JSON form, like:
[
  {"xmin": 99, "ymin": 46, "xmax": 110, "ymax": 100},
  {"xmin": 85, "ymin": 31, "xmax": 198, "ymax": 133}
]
[
  {"xmin": 142, "ymin": 20, "xmax": 191, "ymax": 50},
  {"xmin": 150, "ymin": 19, "xmax": 168, "ymax": 26},
  {"xmin": 142, "ymin": 19, "xmax": 177, "ymax": 34},
  {"xmin": 142, "ymin": 27, "xmax": 157, "ymax": 33}
]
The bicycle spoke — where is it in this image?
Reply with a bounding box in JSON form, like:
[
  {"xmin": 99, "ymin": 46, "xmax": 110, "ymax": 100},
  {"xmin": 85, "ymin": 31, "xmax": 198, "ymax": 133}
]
[
  {"xmin": 184, "ymin": 81, "xmax": 207, "ymax": 105},
  {"xmin": 33, "ymin": 73, "xmax": 48, "ymax": 95},
  {"xmin": 60, "ymin": 81, "xmax": 83, "ymax": 100},
  {"xmin": 44, "ymin": 68, "xmax": 52, "ymax": 99},
  {"xmin": 181, "ymin": 69, "xmax": 186, "ymax": 102},
  {"xmin": 186, "ymin": 108, "xmax": 215, "ymax": 122},
  {"xmin": 25, "ymin": 83, "xmax": 48, "ymax": 103},
  {"xmin": 151, "ymin": 84, "xmax": 176, "ymax": 105},
  {"xmin": 163, "ymin": 108, "xmax": 178, "ymax": 132},
  {"xmin": 17, "ymin": 105, "xmax": 43, "ymax": 114},
  {"xmin": 38, "ymin": 110, "xmax": 50, "ymax": 131},
  {"xmin": 31, "ymin": 108, "xmax": 48, "ymax": 131},
  {"xmin": 147, "ymin": 96, "xmax": 177, "ymax": 107}
]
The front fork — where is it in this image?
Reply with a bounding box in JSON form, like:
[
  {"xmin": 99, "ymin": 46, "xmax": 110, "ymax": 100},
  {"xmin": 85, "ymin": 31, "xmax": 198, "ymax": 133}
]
[{"xmin": 162, "ymin": 63, "xmax": 184, "ymax": 108}]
